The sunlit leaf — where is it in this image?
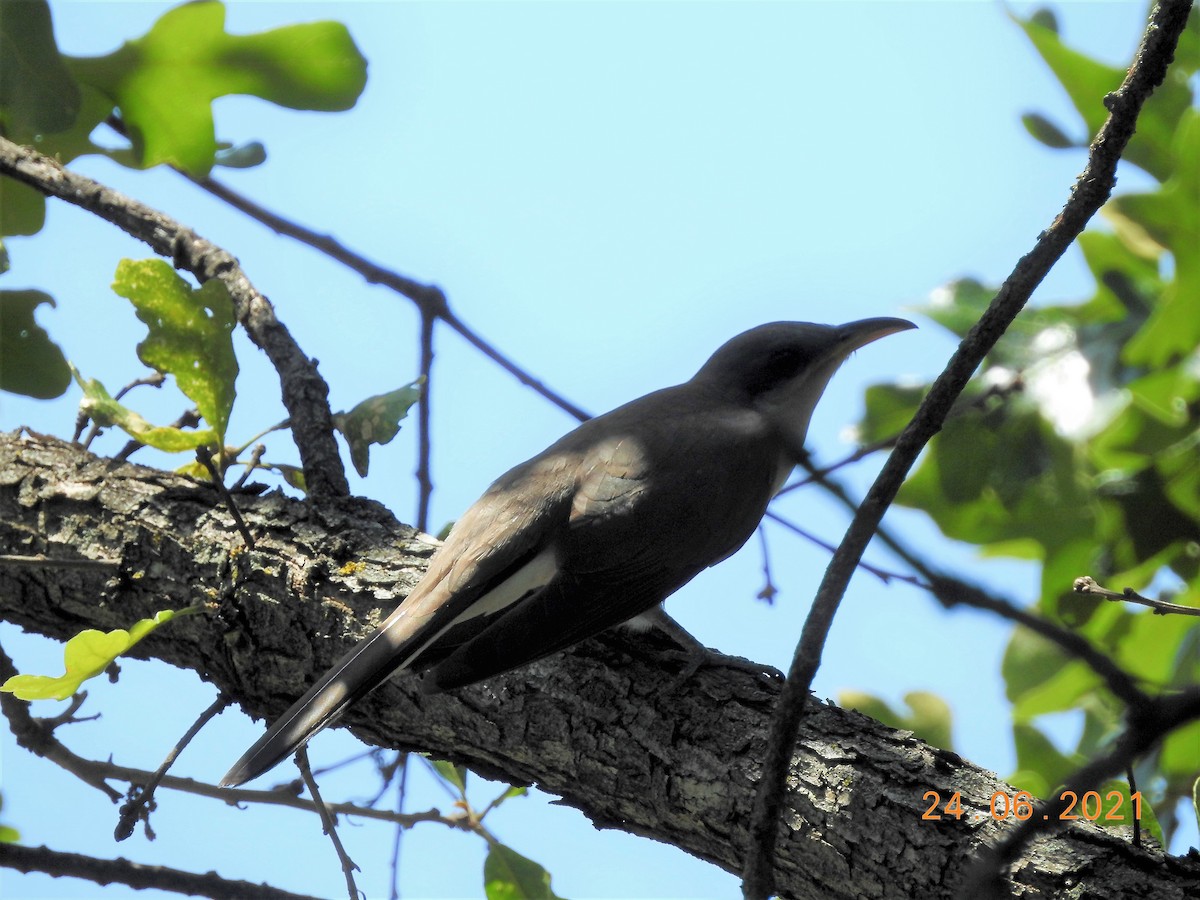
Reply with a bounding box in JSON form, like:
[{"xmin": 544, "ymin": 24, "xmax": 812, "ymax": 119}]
[
  {"xmin": 74, "ymin": 366, "xmax": 217, "ymax": 452},
  {"xmin": 426, "ymin": 757, "xmax": 468, "ymax": 793},
  {"xmin": 112, "ymin": 259, "xmax": 238, "ymax": 445},
  {"xmin": 1015, "ymin": 9, "xmax": 1191, "ymax": 180},
  {"xmin": 66, "ymin": 1, "xmax": 367, "ymax": 174},
  {"xmin": 0, "ymin": 610, "xmax": 190, "ymax": 700}
]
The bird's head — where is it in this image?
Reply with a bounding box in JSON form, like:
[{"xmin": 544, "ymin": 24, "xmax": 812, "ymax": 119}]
[{"xmin": 693, "ymin": 317, "xmax": 916, "ymax": 451}]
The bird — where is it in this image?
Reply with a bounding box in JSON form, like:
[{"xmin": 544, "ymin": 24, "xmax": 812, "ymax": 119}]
[{"xmin": 220, "ymin": 317, "xmax": 914, "ymax": 787}]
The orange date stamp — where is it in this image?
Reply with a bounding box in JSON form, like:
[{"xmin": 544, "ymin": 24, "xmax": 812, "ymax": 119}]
[{"xmin": 922, "ymin": 790, "xmax": 1143, "ymax": 823}]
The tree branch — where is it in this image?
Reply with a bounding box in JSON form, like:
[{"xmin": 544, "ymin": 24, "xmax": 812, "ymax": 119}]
[
  {"xmin": 0, "ymin": 138, "xmax": 350, "ymax": 501},
  {"xmin": 2, "ymin": 431, "xmax": 1197, "ymax": 899},
  {"xmin": 0, "ymin": 842, "xmax": 326, "ymax": 900},
  {"xmin": 742, "ymin": 2, "xmax": 1198, "ymax": 896}
]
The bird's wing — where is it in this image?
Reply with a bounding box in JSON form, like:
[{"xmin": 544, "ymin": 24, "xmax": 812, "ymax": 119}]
[
  {"xmin": 219, "ymin": 453, "xmax": 578, "ymax": 787},
  {"xmin": 427, "ymin": 397, "xmax": 782, "ymax": 690}
]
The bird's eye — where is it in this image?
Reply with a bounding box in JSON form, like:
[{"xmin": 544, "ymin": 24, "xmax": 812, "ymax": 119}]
[{"xmin": 745, "ymin": 346, "xmax": 808, "ymax": 392}]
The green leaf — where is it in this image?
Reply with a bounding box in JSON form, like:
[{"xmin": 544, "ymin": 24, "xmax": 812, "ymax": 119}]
[
  {"xmin": 0, "ymin": 793, "xmax": 18, "ymax": 844},
  {"xmin": 0, "ymin": 290, "xmax": 70, "ymax": 399},
  {"xmin": 214, "ymin": 140, "xmax": 267, "ymax": 169},
  {"xmin": 269, "ymin": 463, "xmax": 307, "ymax": 493},
  {"xmin": 1160, "ymin": 719, "xmax": 1200, "ymax": 781},
  {"xmin": 1008, "ymin": 722, "xmax": 1076, "ymax": 797},
  {"xmin": 334, "ymin": 380, "xmax": 424, "ymax": 478},
  {"xmin": 1028, "ymin": 8, "xmax": 1058, "ymax": 34},
  {"xmin": 1021, "ymin": 112, "xmax": 1078, "ymax": 150},
  {"xmin": 1015, "ymin": 9, "xmax": 1190, "ymax": 180},
  {"xmin": 0, "ymin": 179, "xmax": 47, "ymax": 237},
  {"xmin": 857, "ymin": 383, "xmax": 925, "ymax": 444},
  {"xmin": 839, "ymin": 690, "xmax": 954, "ymax": 750},
  {"xmin": 0, "ymin": 0, "xmax": 81, "ymax": 133},
  {"xmin": 1001, "ymin": 627, "xmax": 1101, "ymax": 720},
  {"xmin": 66, "ymin": 1, "xmax": 367, "ymax": 174},
  {"xmin": 487, "ymin": 785, "xmax": 529, "ymax": 812},
  {"xmin": 112, "ymin": 259, "xmax": 238, "ymax": 444},
  {"xmin": 483, "ymin": 844, "xmax": 564, "ymax": 900},
  {"xmin": 899, "ymin": 403, "xmax": 1095, "ymax": 554},
  {"xmin": 73, "ymin": 366, "xmax": 217, "ymax": 452},
  {"xmin": 0, "ymin": 610, "xmax": 188, "ymax": 700},
  {"xmin": 1118, "ymin": 110, "xmax": 1200, "ymax": 367},
  {"xmin": 426, "ymin": 757, "xmax": 468, "ymax": 794}
]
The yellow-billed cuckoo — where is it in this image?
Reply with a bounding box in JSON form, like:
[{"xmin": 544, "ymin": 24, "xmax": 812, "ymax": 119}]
[{"xmin": 221, "ymin": 317, "xmax": 913, "ymax": 787}]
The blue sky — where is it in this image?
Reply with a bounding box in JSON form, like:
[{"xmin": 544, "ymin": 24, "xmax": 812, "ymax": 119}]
[{"xmin": 2, "ymin": 2, "xmax": 1186, "ymax": 898}]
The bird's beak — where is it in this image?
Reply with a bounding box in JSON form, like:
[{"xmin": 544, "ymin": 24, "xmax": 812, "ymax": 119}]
[{"xmin": 836, "ymin": 317, "xmax": 917, "ymax": 352}]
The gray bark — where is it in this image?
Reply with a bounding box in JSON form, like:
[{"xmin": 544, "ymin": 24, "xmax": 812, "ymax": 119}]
[{"xmin": 1, "ymin": 430, "xmax": 1196, "ymax": 899}]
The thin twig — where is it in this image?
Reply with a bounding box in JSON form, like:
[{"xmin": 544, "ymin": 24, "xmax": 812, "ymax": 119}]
[
  {"xmin": 741, "ymin": 4, "xmax": 1195, "ymax": 896},
  {"xmin": 296, "ymin": 747, "xmax": 361, "ymax": 900},
  {"xmin": 417, "ymin": 310, "xmax": 435, "ymax": 533},
  {"xmin": 1074, "ymin": 576, "xmax": 1200, "ymax": 617},
  {"xmin": 764, "ymin": 510, "xmax": 913, "ymax": 587},
  {"xmin": 755, "ymin": 525, "xmax": 777, "ymax": 603},
  {"xmin": 185, "ymin": 171, "xmax": 592, "ymax": 423},
  {"xmin": 196, "ymin": 446, "xmax": 256, "ymax": 549},
  {"xmin": 115, "ymin": 694, "xmax": 231, "ymax": 841},
  {"xmin": 388, "ymin": 755, "xmax": 410, "ymax": 900},
  {"xmin": 0, "ymin": 842, "xmax": 326, "ymax": 900},
  {"xmin": 231, "ymin": 444, "xmax": 267, "ymax": 491},
  {"xmin": 1126, "ymin": 764, "xmax": 1141, "ymax": 848}
]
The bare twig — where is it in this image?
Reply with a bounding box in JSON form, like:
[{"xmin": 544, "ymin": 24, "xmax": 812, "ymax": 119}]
[
  {"xmin": 185, "ymin": 171, "xmax": 591, "ymax": 424},
  {"xmin": 417, "ymin": 311, "xmax": 435, "ymax": 532},
  {"xmin": 741, "ymin": 4, "xmax": 1196, "ymax": 896},
  {"xmin": 764, "ymin": 509, "xmax": 914, "ymax": 587},
  {"xmin": 197, "ymin": 446, "xmax": 256, "ymax": 549},
  {"xmin": 231, "ymin": 443, "xmax": 268, "ymax": 491},
  {"xmin": 5, "ymin": 641, "xmax": 445, "ymax": 851},
  {"xmin": 115, "ymin": 694, "xmax": 231, "ymax": 841},
  {"xmin": 388, "ymin": 755, "xmax": 410, "ymax": 900},
  {"xmin": 0, "ymin": 842, "xmax": 326, "ymax": 900},
  {"xmin": 0, "ymin": 137, "xmax": 350, "ymax": 500},
  {"xmin": 296, "ymin": 747, "xmax": 361, "ymax": 900},
  {"xmin": 1074, "ymin": 575, "xmax": 1200, "ymax": 617}
]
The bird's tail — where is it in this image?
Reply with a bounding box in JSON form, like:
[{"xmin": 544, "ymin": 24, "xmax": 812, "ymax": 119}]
[{"xmin": 219, "ymin": 615, "xmax": 424, "ymax": 788}]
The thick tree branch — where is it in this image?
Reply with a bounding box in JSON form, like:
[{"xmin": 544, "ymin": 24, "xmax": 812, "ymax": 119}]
[
  {"xmin": 2, "ymin": 431, "xmax": 1197, "ymax": 899},
  {"xmin": 743, "ymin": 3, "xmax": 1197, "ymax": 896},
  {"xmin": 0, "ymin": 138, "xmax": 349, "ymax": 501}
]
